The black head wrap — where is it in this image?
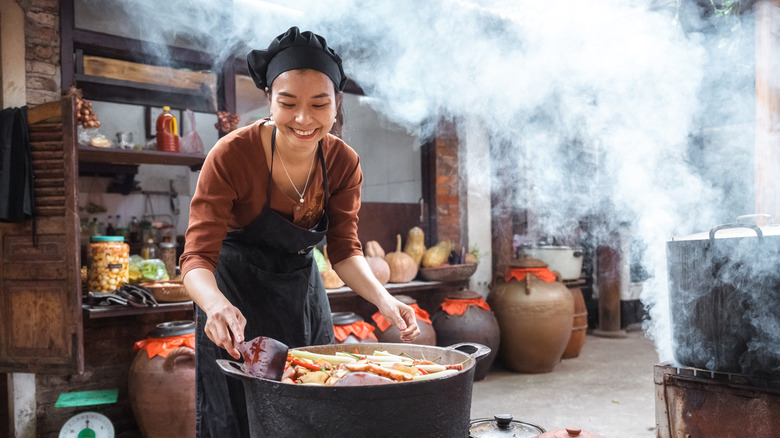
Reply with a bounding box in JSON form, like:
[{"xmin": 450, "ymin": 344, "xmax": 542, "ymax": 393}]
[{"xmin": 247, "ymin": 26, "xmax": 347, "ymax": 92}]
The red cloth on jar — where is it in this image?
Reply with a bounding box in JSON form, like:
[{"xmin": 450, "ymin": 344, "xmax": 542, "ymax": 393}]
[
  {"xmin": 134, "ymin": 333, "xmax": 196, "ymax": 359},
  {"xmin": 505, "ymin": 267, "xmax": 556, "ymax": 283},
  {"xmin": 333, "ymin": 321, "xmax": 377, "ymax": 342},
  {"xmin": 440, "ymin": 297, "xmax": 491, "ymax": 316}
]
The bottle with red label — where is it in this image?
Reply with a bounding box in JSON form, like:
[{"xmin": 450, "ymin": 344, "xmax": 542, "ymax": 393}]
[{"xmin": 156, "ymin": 106, "xmax": 179, "ymax": 152}]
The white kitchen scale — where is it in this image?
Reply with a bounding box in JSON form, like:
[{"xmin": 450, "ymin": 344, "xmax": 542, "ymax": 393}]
[{"xmin": 55, "ymin": 389, "xmax": 118, "ymax": 438}]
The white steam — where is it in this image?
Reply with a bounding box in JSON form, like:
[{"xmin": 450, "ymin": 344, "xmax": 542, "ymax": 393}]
[{"xmin": 82, "ymin": 0, "xmax": 768, "ymax": 365}]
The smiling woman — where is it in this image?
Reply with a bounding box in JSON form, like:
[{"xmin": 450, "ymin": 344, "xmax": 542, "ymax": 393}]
[{"xmin": 180, "ymin": 26, "xmax": 422, "ymax": 437}]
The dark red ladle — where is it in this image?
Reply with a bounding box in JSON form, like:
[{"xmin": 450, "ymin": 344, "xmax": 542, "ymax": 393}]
[{"xmin": 236, "ymin": 336, "xmax": 289, "ymax": 381}]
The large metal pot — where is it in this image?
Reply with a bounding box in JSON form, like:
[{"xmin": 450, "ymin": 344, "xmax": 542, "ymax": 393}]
[
  {"xmin": 666, "ymin": 217, "xmax": 780, "ymax": 375},
  {"xmin": 218, "ymin": 342, "xmax": 490, "ymax": 437},
  {"xmin": 517, "ymin": 246, "xmax": 583, "ymax": 280}
]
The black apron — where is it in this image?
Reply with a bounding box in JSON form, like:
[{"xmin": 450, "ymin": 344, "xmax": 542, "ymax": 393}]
[{"xmin": 195, "ymin": 128, "xmax": 335, "ymax": 437}]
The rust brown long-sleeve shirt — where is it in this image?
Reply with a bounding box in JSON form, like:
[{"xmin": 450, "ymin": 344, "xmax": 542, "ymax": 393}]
[{"xmin": 180, "ymin": 119, "xmax": 363, "ymax": 279}]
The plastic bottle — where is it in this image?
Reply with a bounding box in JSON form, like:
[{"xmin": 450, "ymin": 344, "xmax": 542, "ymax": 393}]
[
  {"xmin": 156, "ymin": 106, "xmax": 179, "ymax": 153},
  {"xmin": 88, "ymin": 218, "xmax": 100, "ymax": 237},
  {"xmin": 129, "ymin": 216, "xmax": 141, "ymax": 244},
  {"xmin": 141, "ymin": 238, "xmax": 159, "ymax": 260},
  {"xmin": 106, "ymin": 215, "xmax": 116, "ymax": 236}
]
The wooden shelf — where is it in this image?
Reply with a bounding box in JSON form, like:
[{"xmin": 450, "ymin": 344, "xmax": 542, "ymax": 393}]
[
  {"xmin": 78, "ymin": 145, "xmax": 205, "ymax": 170},
  {"xmin": 326, "ymin": 280, "xmax": 462, "ymax": 299},
  {"xmin": 75, "ymin": 73, "xmax": 215, "ymax": 113},
  {"xmin": 83, "ymin": 301, "xmax": 194, "ymax": 319}
]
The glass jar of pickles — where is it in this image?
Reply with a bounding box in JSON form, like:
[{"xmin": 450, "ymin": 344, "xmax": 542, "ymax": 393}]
[{"xmin": 87, "ymin": 236, "xmax": 130, "ymax": 292}]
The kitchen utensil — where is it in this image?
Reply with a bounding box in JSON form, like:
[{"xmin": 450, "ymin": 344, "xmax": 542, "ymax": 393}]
[
  {"xmin": 517, "ymin": 246, "xmax": 583, "ymax": 280},
  {"xmin": 216, "ymin": 342, "xmax": 490, "ymax": 437},
  {"xmin": 236, "ymin": 336, "xmax": 289, "ymax": 381},
  {"xmin": 469, "ymin": 414, "xmax": 545, "ymax": 437},
  {"xmin": 115, "ymin": 131, "xmax": 133, "ymax": 149},
  {"xmin": 667, "ymin": 215, "xmax": 780, "ymax": 375}
]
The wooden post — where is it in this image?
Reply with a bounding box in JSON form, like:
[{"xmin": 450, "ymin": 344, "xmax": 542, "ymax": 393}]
[
  {"xmin": 755, "ymin": 0, "xmax": 780, "ymax": 219},
  {"xmin": 490, "ymin": 138, "xmax": 519, "ymax": 276},
  {"xmin": 593, "ymin": 230, "xmax": 627, "ymax": 338}
]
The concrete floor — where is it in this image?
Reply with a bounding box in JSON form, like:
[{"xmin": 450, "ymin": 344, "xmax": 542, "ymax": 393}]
[{"xmin": 470, "ymin": 329, "xmax": 658, "ymax": 437}]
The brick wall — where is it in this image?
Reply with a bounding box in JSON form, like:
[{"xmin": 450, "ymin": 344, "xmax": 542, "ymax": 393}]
[
  {"xmin": 19, "ymin": 0, "xmax": 61, "ymax": 105},
  {"xmin": 434, "ymin": 119, "xmax": 461, "ymax": 245}
]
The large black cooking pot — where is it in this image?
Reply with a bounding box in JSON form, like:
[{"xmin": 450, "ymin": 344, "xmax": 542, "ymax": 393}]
[
  {"xmin": 218, "ymin": 342, "xmax": 490, "ymax": 437},
  {"xmin": 667, "ymin": 216, "xmax": 780, "ymax": 375}
]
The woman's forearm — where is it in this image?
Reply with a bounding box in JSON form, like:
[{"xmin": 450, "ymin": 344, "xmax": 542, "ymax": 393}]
[
  {"xmin": 183, "ymin": 268, "xmax": 231, "ymax": 313},
  {"xmin": 333, "ymin": 255, "xmax": 393, "ymax": 307},
  {"xmin": 183, "ymin": 267, "xmax": 246, "ymax": 356}
]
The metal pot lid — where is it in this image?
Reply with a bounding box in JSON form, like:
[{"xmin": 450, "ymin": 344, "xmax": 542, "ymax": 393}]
[
  {"xmin": 469, "ymin": 414, "xmax": 545, "ymax": 437},
  {"xmin": 147, "ymin": 320, "xmax": 195, "ymax": 338},
  {"xmin": 331, "ymin": 311, "xmax": 363, "ymax": 325},
  {"xmin": 673, "ymin": 215, "xmax": 780, "ymax": 241},
  {"xmin": 535, "ymin": 427, "xmax": 605, "ymax": 438},
  {"xmin": 394, "ymin": 294, "xmax": 418, "ymax": 305}
]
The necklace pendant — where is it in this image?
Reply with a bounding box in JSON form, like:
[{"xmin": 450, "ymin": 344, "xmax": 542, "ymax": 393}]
[{"xmin": 299, "ymin": 197, "xmax": 304, "ymax": 203}]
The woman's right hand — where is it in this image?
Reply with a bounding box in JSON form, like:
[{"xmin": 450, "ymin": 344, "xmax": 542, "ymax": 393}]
[
  {"xmin": 203, "ymin": 299, "xmax": 247, "ymax": 360},
  {"xmin": 183, "ymin": 268, "xmax": 247, "ymax": 359}
]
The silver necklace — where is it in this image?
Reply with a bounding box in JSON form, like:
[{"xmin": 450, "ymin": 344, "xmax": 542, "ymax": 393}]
[{"xmin": 277, "ymin": 145, "xmax": 316, "ymax": 203}]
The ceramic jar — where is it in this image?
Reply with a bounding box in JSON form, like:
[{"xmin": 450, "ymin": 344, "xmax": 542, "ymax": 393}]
[
  {"xmin": 561, "ymin": 286, "xmax": 588, "ymax": 359},
  {"xmin": 373, "ymin": 295, "xmax": 436, "ymax": 345},
  {"xmin": 332, "ymin": 312, "xmax": 378, "ymax": 344},
  {"xmin": 487, "ymin": 256, "xmax": 574, "ymax": 373},
  {"xmin": 128, "ymin": 320, "xmax": 196, "ymax": 438},
  {"xmin": 430, "ymin": 289, "xmax": 500, "ymax": 380}
]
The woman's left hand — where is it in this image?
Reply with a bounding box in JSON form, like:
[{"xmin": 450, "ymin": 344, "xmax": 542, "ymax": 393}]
[
  {"xmin": 378, "ymin": 297, "xmax": 420, "ymax": 342},
  {"xmin": 332, "ymin": 255, "xmax": 420, "ymax": 342}
]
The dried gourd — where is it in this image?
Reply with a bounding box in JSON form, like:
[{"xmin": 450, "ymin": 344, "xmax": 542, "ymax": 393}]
[
  {"xmin": 385, "ymin": 234, "xmax": 418, "ymax": 283},
  {"xmin": 403, "ymin": 227, "xmax": 426, "ymax": 266},
  {"xmin": 422, "ymin": 241, "xmax": 453, "ymax": 268},
  {"xmin": 365, "ymin": 240, "xmax": 386, "ymax": 258},
  {"xmin": 322, "ymin": 245, "xmax": 345, "ymax": 289},
  {"xmin": 366, "ymin": 256, "xmax": 391, "ymax": 285}
]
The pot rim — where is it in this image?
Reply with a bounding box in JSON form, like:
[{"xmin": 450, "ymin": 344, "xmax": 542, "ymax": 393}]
[
  {"xmin": 218, "ymin": 342, "xmax": 489, "ymax": 388},
  {"xmin": 671, "ymin": 216, "xmax": 780, "ymax": 242}
]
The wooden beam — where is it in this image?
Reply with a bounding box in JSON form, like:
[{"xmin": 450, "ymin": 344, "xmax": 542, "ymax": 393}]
[
  {"xmin": 72, "ymin": 29, "xmax": 215, "ymax": 70},
  {"xmin": 755, "ymin": 0, "xmax": 780, "ymax": 218},
  {"xmin": 82, "ymin": 56, "xmax": 216, "ymax": 91}
]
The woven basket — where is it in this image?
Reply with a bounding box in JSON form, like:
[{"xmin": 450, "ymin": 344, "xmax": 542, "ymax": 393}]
[
  {"xmin": 419, "ymin": 263, "xmax": 478, "ymax": 282},
  {"xmin": 140, "ymin": 280, "xmax": 190, "ymax": 303}
]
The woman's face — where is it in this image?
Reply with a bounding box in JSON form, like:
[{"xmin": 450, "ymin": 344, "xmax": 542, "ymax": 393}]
[{"xmin": 268, "ymin": 69, "xmax": 341, "ymax": 151}]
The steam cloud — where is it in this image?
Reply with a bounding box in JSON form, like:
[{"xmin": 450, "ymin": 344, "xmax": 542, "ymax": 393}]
[{"xmin": 83, "ymin": 0, "xmax": 771, "ymax": 366}]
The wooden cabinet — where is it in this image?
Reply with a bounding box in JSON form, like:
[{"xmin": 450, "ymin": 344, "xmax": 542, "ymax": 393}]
[
  {"xmin": 0, "ymin": 96, "xmax": 204, "ymax": 376},
  {"xmin": 0, "ymin": 97, "xmax": 83, "ymax": 374}
]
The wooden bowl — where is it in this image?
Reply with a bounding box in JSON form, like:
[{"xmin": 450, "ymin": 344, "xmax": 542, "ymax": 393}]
[
  {"xmin": 140, "ymin": 280, "xmax": 190, "ymax": 303},
  {"xmin": 419, "ymin": 263, "xmax": 478, "ymax": 282}
]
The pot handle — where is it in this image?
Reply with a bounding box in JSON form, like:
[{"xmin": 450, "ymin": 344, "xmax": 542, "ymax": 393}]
[
  {"xmin": 216, "ymin": 359, "xmax": 254, "ymax": 381},
  {"xmin": 447, "ymin": 343, "xmax": 491, "ymax": 362},
  {"xmin": 709, "ymin": 223, "xmax": 764, "ymax": 244},
  {"xmin": 163, "ymin": 346, "xmax": 195, "ymax": 372}
]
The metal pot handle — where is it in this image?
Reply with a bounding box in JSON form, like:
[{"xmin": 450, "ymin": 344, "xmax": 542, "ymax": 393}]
[
  {"xmin": 447, "ymin": 343, "xmax": 491, "ymax": 362},
  {"xmin": 708, "ymin": 223, "xmax": 764, "ymax": 244},
  {"xmin": 216, "ymin": 359, "xmax": 254, "ymax": 381}
]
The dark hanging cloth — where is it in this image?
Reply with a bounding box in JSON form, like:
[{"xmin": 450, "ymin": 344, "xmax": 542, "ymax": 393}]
[{"xmin": 0, "ymin": 106, "xmax": 36, "ymax": 244}]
